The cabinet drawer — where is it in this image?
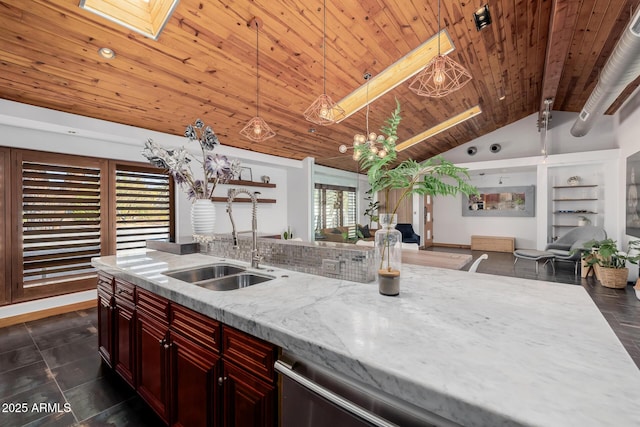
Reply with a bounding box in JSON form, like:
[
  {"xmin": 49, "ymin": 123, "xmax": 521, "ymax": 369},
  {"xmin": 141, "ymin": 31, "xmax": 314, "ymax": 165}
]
[
  {"xmin": 136, "ymin": 287, "xmax": 169, "ymax": 323},
  {"xmin": 114, "ymin": 279, "xmax": 135, "ymax": 304},
  {"xmin": 170, "ymin": 304, "xmax": 221, "ymax": 354},
  {"xmin": 97, "ymin": 272, "xmax": 114, "ymax": 294},
  {"xmin": 222, "ymin": 326, "xmax": 277, "ymax": 383}
]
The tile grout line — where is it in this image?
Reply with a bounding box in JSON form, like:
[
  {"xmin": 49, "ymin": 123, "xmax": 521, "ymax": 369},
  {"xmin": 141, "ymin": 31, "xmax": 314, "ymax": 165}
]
[{"xmin": 24, "ymin": 319, "xmax": 81, "ymax": 427}]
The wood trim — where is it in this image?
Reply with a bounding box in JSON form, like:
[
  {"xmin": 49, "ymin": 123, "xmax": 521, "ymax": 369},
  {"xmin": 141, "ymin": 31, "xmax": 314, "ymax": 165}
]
[
  {"xmin": 432, "ymin": 243, "xmax": 472, "ymax": 250},
  {"xmin": 0, "ymin": 148, "xmax": 10, "ymax": 305},
  {"xmin": 0, "ymin": 299, "xmax": 97, "ymax": 328}
]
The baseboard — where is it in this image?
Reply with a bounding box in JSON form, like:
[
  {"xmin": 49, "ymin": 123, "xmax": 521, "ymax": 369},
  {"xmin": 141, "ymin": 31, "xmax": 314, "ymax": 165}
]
[
  {"xmin": 0, "ymin": 299, "xmax": 97, "ymax": 328},
  {"xmin": 432, "ymin": 243, "xmax": 471, "ymax": 249}
]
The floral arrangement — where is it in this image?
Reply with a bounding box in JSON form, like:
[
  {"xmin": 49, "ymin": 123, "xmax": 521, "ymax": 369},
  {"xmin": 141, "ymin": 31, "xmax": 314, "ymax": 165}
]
[{"xmin": 142, "ymin": 119, "xmax": 240, "ymax": 200}]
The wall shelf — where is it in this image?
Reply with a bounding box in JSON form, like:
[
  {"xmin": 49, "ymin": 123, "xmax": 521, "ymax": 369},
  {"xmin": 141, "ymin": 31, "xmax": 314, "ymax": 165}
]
[
  {"xmin": 552, "ymin": 184, "xmax": 597, "ymax": 189},
  {"xmin": 219, "ymin": 179, "xmax": 276, "ymax": 188},
  {"xmin": 211, "ymin": 197, "xmax": 276, "ymax": 204},
  {"xmin": 551, "ymin": 184, "xmax": 600, "ymax": 232}
]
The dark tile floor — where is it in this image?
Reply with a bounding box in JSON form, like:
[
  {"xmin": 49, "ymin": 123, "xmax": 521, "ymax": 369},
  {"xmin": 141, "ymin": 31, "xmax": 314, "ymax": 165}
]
[
  {"xmin": 0, "ymin": 309, "xmax": 164, "ymax": 427},
  {"xmin": 1, "ymin": 250, "xmax": 638, "ymax": 427}
]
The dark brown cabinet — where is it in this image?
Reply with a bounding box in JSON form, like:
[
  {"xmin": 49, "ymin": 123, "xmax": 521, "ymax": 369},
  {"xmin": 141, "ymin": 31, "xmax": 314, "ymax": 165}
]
[
  {"xmin": 114, "ymin": 279, "xmax": 135, "ymax": 387},
  {"xmin": 136, "ymin": 288, "xmax": 171, "ymax": 424},
  {"xmin": 170, "ymin": 331, "xmax": 220, "ymax": 427},
  {"xmin": 221, "ymin": 361, "xmax": 275, "ymax": 427},
  {"xmin": 98, "ymin": 275, "xmax": 278, "ymax": 427},
  {"xmin": 97, "ymin": 273, "xmax": 114, "ymax": 366}
]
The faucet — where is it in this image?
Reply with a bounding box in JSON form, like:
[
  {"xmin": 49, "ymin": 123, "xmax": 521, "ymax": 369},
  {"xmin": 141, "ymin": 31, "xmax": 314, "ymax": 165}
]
[{"xmin": 226, "ymin": 188, "xmax": 261, "ymax": 269}]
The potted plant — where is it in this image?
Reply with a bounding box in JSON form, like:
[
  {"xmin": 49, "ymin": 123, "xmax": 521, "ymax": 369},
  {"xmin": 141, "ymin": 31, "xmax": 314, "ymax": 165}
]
[
  {"xmin": 355, "ymin": 100, "xmax": 477, "ymax": 296},
  {"xmin": 581, "ymin": 238, "xmax": 639, "ymax": 288},
  {"xmin": 142, "ymin": 118, "xmax": 241, "ymax": 235}
]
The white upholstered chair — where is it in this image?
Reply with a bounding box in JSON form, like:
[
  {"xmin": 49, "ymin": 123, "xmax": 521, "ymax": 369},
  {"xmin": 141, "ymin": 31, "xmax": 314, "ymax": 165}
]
[{"xmin": 468, "ymin": 254, "xmax": 489, "ymax": 273}]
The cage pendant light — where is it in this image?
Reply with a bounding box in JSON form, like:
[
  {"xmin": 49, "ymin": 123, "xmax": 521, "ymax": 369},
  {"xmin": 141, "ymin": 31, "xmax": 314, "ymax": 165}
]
[
  {"xmin": 408, "ymin": 0, "xmax": 472, "ymax": 97},
  {"xmin": 303, "ymin": 0, "xmax": 344, "ymax": 125},
  {"xmin": 240, "ymin": 18, "xmax": 275, "ymax": 142}
]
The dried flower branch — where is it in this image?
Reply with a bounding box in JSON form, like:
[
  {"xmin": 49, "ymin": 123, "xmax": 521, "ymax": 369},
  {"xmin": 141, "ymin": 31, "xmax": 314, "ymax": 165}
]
[{"xmin": 142, "ymin": 119, "xmax": 241, "ymax": 201}]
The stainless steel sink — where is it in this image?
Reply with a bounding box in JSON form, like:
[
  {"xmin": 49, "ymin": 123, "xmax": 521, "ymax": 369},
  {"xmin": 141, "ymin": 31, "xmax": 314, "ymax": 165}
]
[
  {"xmin": 163, "ymin": 263, "xmax": 246, "ymax": 283},
  {"xmin": 197, "ymin": 273, "xmax": 274, "ymax": 291}
]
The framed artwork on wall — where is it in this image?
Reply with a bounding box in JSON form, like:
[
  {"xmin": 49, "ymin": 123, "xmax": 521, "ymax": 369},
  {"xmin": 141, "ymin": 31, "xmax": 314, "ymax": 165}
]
[
  {"xmin": 462, "ymin": 185, "xmax": 535, "ymax": 217},
  {"xmin": 626, "ymin": 151, "xmax": 640, "ymax": 237}
]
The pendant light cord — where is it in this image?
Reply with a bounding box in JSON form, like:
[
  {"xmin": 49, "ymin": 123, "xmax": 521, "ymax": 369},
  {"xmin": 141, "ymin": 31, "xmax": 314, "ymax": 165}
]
[
  {"xmin": 323, "ymin": 0, "xmax": 327, "ymax": 95},
  {"xmin": 437, "ymin": 0, "xmax": 441, "ymax": 55},
  {"xmin": 255, "ymin": 20, "xmax": 260, "ymax": 117},
  {"xmin": 365, "ymin": 75, "xmax": 370, "ymax": 135}
]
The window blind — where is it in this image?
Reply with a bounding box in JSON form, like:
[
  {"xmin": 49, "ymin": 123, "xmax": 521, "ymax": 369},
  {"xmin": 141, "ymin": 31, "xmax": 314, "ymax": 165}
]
[
  {"xmin": 115, "ymin": 167, "xmax": 171, "ymax": 255},
  {"xmin": 21, "ymin": 162, "xmax": 102, "ymax": 287}
]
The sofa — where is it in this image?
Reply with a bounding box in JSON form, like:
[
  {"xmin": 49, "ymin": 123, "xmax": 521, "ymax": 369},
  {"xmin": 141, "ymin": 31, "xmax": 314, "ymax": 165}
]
[{"xmin": 316, "ymin": 224, "xmax": 377, "ymax": 243}]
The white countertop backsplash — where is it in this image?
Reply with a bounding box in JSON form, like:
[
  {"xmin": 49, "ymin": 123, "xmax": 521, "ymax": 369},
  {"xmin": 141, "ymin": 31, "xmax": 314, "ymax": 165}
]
[{"xmin": 92, "ymin": 250, "xmax": 640, "ymax": 427}]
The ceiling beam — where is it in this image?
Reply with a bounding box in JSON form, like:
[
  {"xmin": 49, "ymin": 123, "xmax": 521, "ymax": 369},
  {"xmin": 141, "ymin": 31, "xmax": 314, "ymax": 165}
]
[{"xmin": 538, "ymin": 0, "xmax": 581, "ymax": 124}]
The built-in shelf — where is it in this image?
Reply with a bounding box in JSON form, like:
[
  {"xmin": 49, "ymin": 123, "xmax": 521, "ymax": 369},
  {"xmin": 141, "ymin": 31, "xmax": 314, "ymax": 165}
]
[
  {"xmin": 211, "ymin": 197, "xmax": 276, "ymax": 204},
  {"xmin": 552, "ymin": 184, "xmax": 597, "ymax": 189},
  {"xmin": 551, "ymin": 182, "xmax": 600, "ymax": 234},
  {"xmin": 553, "ymin": 211, "xmax": 598, "ymax": 214}
]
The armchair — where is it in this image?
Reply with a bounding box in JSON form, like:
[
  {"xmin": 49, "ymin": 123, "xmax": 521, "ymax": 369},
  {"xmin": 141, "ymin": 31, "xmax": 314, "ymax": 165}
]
[
  {"xmin": 546, "ymin": 226, "xmax": 607, "ymax": 274},
  {"xmin": 395, "ymin": 223, "xmax": 420, "ymax": 246}
]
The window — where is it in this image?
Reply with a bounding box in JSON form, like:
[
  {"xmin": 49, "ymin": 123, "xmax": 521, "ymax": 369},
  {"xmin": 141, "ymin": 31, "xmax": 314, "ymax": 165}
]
[
  {"xmin": 114, "ymin": 163, "xmax": 174, "ymax": 255},
  {"xmin": 314, "ymin": 184, "xmax": 356, "ymax": 232},
  {"xmin": 12, "ymin": 150, "xmax": 108, "ymax": 302},
  {"xmin": 4, "ymin": 149, "xmax": 173, "ymax": 304}
]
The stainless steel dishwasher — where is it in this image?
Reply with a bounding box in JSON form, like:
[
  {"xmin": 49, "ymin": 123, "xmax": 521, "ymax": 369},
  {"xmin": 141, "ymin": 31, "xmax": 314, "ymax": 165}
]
[{"xmin": 275, "ymin": 351, "xmax": 461, "ymax": 427}]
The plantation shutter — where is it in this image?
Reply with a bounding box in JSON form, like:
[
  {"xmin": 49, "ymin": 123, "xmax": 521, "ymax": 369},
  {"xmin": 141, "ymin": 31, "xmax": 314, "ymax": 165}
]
[
  {"xmin": 115, "ymin": 165, "xmax": 173, "ymax": 255},
  {"xmin": 20, "ymin": 159, "xmax": 104, "ymax": 297},
  {"xmin": 313, "ymin": 184, "xmax": 356, "ymax": 231}
]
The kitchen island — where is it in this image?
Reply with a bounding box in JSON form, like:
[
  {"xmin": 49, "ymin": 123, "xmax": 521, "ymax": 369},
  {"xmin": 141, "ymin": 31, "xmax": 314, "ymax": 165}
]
[{"xmin": 92, "ymin": 250, "xmax": 640, "ymax": 427}]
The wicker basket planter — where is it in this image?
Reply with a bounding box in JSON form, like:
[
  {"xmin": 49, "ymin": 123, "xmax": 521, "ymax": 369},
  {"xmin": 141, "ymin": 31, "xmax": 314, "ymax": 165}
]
[{"xmin": 598, "ymin": 267, "xmax": 629, "ymax": 289}]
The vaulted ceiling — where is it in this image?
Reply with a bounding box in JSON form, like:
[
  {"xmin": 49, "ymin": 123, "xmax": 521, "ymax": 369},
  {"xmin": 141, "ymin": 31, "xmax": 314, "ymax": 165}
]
[{"xmin": 1, "ymin": 0, "xmax": 639, "ymax": 172}]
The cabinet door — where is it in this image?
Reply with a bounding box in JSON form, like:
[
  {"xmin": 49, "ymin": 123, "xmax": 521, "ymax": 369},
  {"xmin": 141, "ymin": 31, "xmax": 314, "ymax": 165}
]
[
  {"xmin": 170, "ymin": 331, "xmax": 220, "ymax": 427},
  {"xmin": 114, "ymin": 300, "xmax": 135, "ymax": 387},
  {"xmin": 97, "ymin": 290, "xmax": 113, "ymax": 366},
  {"xmin": 221, "ymin": 361, "xmax": 275, "ymax": 427},
  {"xmin": 137, "ymin": 311, "xmax": 170, "ymax": 423}
]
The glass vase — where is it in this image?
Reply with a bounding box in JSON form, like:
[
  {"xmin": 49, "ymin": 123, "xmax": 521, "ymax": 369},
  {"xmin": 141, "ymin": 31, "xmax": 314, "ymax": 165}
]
[
  {"xmin": 191, "ymin": 198, "xmax": 216, "ymax": 235},
  {"xmin": 374, "ymin": 213, "xmax": 402, "ymax": 296}
]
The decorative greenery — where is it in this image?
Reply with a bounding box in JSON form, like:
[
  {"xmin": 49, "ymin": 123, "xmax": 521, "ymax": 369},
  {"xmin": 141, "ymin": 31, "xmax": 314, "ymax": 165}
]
[
  {"xmin": 363, "ymin": 189, "xmax": 379, "ymax": 226},
  {"xmin": 142, "ymin": 118, "xmax": 240, "ymax": 201},
  {"xmin": 355, "ymin": 100, "xmax": 477, "ymax": 273},
  {"xmin": 580, "ymin": 238, "xmax": 640, "ymax": 269},
  {"xmin": 355, "ymin": 99, "xmax": 477, "ymax": 221}
]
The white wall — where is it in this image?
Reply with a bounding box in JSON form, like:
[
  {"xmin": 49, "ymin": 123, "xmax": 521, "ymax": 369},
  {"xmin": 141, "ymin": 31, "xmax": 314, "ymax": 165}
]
[
  {"xmin": 616, "ymin": 87, "xmax": 640, "ymax": 247},
  {"xmin": 443, "ymin": 111, "xmax": 616, "ymax": 164},
  {"xmin": 436, "ymin": 107, "xmax": 622, "ymax": 250},
  {"xmin": 0, "ymin": 99, "xmax": 303, "ymax": 239},
  {"xmin": 434, "ymin": 170, "xmax": 539, "ymax": 248}
]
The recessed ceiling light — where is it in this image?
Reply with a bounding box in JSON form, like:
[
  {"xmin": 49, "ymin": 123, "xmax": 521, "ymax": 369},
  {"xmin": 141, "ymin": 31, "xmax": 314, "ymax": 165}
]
[{"xmin": 98, "ymin": 47, "xmax": 115, "ymax": 59}]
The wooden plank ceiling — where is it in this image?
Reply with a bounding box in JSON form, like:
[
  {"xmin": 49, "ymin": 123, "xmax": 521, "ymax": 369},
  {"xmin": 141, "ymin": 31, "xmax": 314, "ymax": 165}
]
[{"xmin": 0, "ymin": 0, "xmax": 638, "ymax": 172}]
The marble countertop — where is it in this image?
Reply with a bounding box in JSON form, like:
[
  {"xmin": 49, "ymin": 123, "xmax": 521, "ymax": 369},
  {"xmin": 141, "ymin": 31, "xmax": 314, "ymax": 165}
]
[{"xmin": 92, "ymin": 251, "xmax": 640, "ymax": 427}]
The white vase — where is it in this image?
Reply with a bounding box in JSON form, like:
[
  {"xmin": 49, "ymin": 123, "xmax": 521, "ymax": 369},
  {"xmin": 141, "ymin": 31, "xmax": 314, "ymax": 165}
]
[{"xmin": 191, "ymin": 199, "xmax": 216, "ymax": 235}]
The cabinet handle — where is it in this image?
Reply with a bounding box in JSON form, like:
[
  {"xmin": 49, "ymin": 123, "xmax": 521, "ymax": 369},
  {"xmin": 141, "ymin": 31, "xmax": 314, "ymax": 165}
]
[
  {"xmin": 163, "ymin": 342, "xmax": 171, "ymax": 350},
  {"xmin": 159, "ymin": 338, "xmax": 165, "ymax": 346},
  {"xmin": 218, "ymin": 376, "xmax": 227, "ymax": 386}
]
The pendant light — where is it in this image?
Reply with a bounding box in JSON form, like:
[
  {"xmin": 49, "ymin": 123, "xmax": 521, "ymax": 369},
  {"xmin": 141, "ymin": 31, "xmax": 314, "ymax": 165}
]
[
  {"xmin": 303, "ymin": 0, "xmax": 344, "ymax": 125},
  {"xmin": 240, "ymin": 17, "xmax": 275, "ymax": 142},
  {"xmin": 338, "ymin": 73, "xmax": 388, "ymax": 160},
  {"xmin": 408, "ymin": 0, "xmax": 472, "ymax": 97}
]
